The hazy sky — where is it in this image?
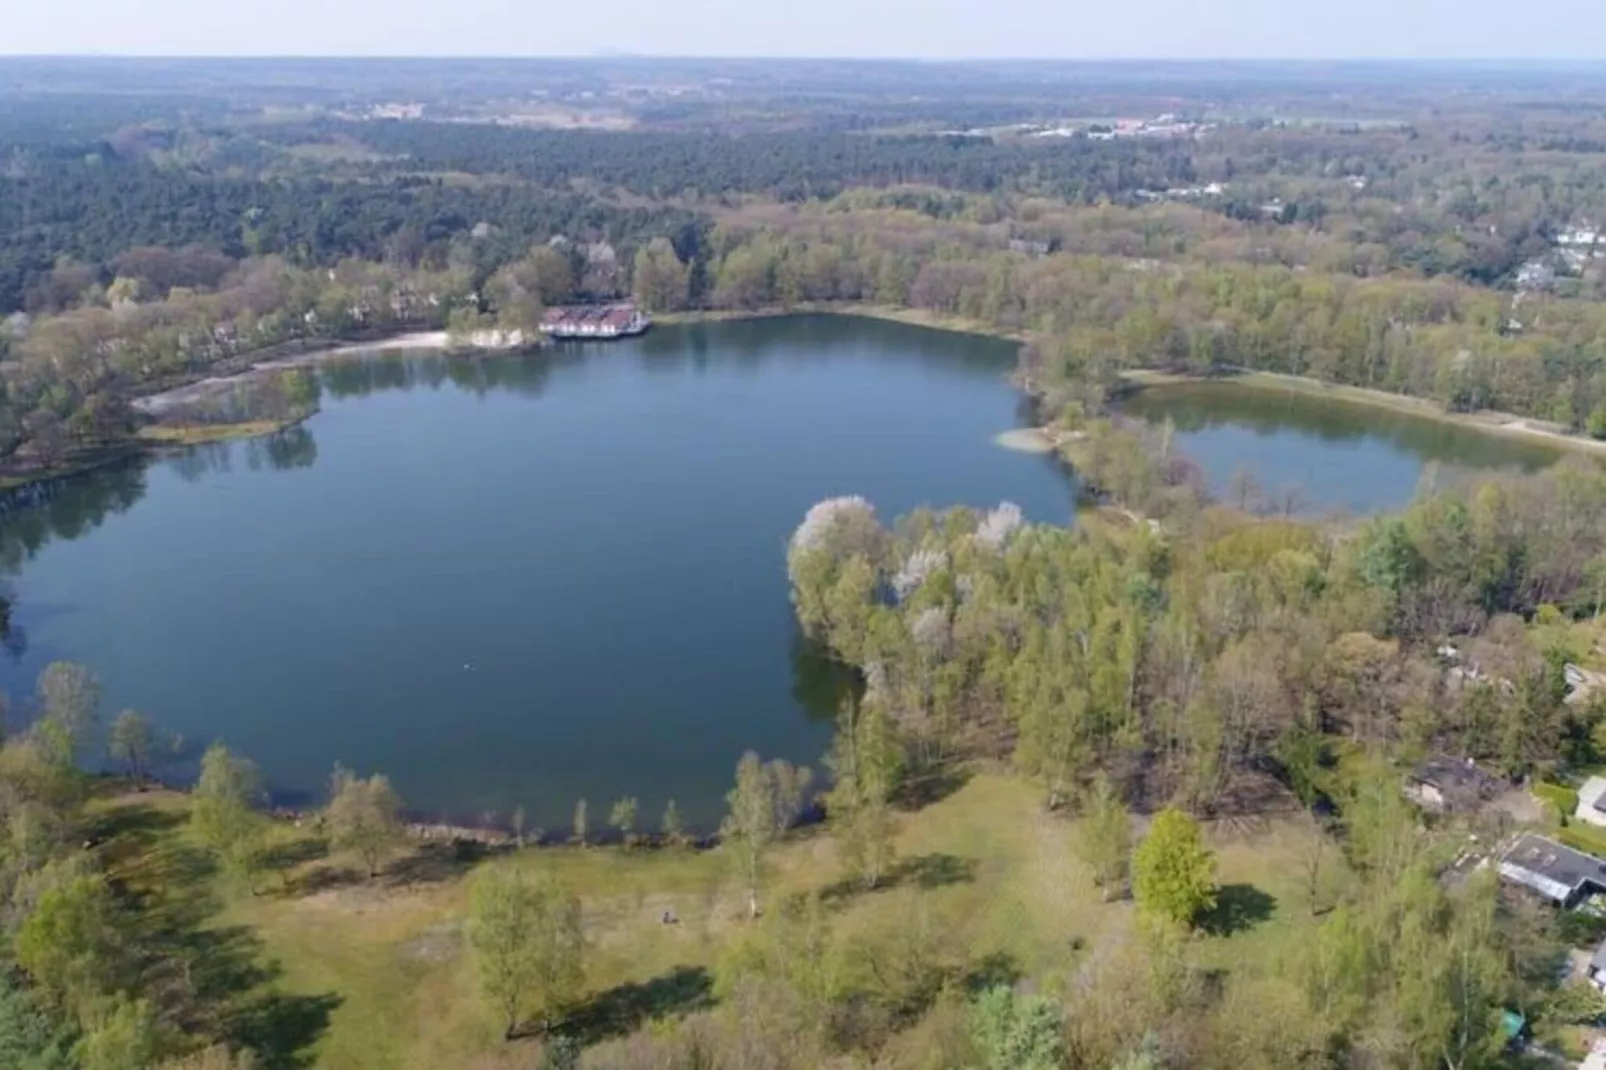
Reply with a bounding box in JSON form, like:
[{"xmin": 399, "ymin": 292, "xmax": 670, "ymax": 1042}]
[{"xmin": 5, "ymin": 0, "xmax": 1604, "ymax": 59}]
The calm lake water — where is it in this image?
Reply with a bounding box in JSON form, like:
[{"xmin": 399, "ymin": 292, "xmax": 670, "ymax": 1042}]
[
  {"xmin": 0, "ymin": 316, "xmax": 1068, "ymax": 827},
  {"xmin": 1120, "ymin": 380, "xmax": 1561, "ymax": 515},
  {"xmin": 0, "ymin": 318, "xmax": 1561, "ymax": 825}
]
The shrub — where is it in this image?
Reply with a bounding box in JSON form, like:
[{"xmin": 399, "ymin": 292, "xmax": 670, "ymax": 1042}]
[{"xmin": 1535, "ymin": 781, "xmax": 1580, "ymax": 822}]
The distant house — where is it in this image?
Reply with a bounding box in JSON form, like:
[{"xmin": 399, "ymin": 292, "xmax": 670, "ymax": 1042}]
[
  {"xmin": 1404, "ymin": 755, "xmax": 1501, "ymax": 813},
  {"xmin": 539, "ymin": 302, "xmax": 650, "ymax": 340},
  {"xmin": 1516, "ymin": 260, "xmax": 1556, "ymax": 290},
  {"xmin": 1497, "ymin": 833, "xmax": 1606, "ymax": 907},
  {"xmin": 1577, "ymin": 778, "xmax": 1606, "ymax": 828}
]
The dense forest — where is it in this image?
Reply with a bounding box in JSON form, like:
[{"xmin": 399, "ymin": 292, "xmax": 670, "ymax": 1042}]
[
  {"xmin": 8, "ymin": 190, "xmax": 1606, "ymax": 478},
  {"xmin": 0, "ymin": 154, "xmax": 700, "ymax": 315}
]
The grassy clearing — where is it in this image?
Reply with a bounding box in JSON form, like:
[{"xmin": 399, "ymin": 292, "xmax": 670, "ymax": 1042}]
[{"xmin": 94, "ymin": 775, "xmax": 1333, "ymax": 1070}]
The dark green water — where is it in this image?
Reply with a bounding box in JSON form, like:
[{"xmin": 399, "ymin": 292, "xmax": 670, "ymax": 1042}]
[
  {"xmin": 1120, "ymin": 380, "xmax": 1562, "ymax": 515},
  {"xmin": 0, "ymin": 320, "xmax": 1560, "ymax": 825}
]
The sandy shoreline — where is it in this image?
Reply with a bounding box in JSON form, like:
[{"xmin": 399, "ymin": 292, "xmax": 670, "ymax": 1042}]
[{"xmin": 285, "ymin": 331, "xmax": 451, "ymax": 361}]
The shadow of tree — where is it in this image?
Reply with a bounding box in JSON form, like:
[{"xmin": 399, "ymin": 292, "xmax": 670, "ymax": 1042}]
[
  {"xmin": 288, "ymin": 863, "xmax": 365, "ymax": 897},
  {"xmin": 959, "ymin": 951, "xmax": 1021, "ymax": 995},
  {"xmin": 895, "ymin": 765, "xmax": 974, "ymax": 811},
  {"xmin": 172, "ymin": 925, "xmax": 279, "ymax": 1009},
  {"xmin": 99, "ymin": 802, "xmax": 339, "ymax": 1067},
  {"xmin": 282, "ymin": 839, "xmax": 501, "ymax": 898},
  {"xmin": 89, "ymin": 800, "xmax": 187, "ymax": 845},
  {"xmin": 385, "ymin": 839, "xmax": 506, "ymax": 888},
  {"xmin": 820, "ymin": 852, "xmax": 978, "ymax": 904},
  {"xmin": 258, "ymin": 835, "xmax": 329, "ymax": 873},
  {"xmin": 226, "ymin": 991, "xmax": 345, "ymax": 1070},
  {"xmin": 1198, "ymin": 883, "xmax": 1277, "ymax": 937},
  {"xmin": 557, "ymin": 965, "xmax": 715, "ymax": 1046},
  {"xmin": 891, "ymin": 852, "xmax": 978, "ymax": 889}
]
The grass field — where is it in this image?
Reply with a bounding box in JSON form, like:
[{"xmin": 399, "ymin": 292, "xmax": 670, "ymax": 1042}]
[{"xmin": 91, "ymin": 774, "xmax": 1339, "ymax": 1070}]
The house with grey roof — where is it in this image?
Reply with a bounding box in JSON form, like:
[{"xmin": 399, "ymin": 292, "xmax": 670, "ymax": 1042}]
[{"xmin": 1497, "ymin": 834, "xmax": 1606, "ymax": 908}]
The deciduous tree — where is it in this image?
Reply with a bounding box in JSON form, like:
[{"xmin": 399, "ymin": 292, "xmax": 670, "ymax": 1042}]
[
  {"xmin": 631, "ymin": 238, "xmax": 691, "ymax": 312},
  {"xmin": 723, "ymin": 752, "xmax": 812, "ymax": 918},
  {"xmin": 572, "ymin": 798, "xmax": 588, "ymax": 847},
  {"xmin": 107, "ymin": 710, "xmax": 154, "ymax": 783},
  {"xmin": 1078, "ymin": 774, "xmax": 1132, "ymax": 900},
  {"xmin": 660, "ymin": 799, "xmax": 685, "ymax": 846},
  {"xmin": 73, "ymin": 996, "xmax": 164, "ymax": 1070},
  {"xmin": 33, "ymin": 662, "xmax": 100, "ymax": 768},
  {"xmin": 826, "ymin": 698, "xmax": 903, "ymax": 890},
  {"xmin": 14, "ymin": 871, "xmax": 122, "ymax": 1016},
  {"xmin": 190, "ymin": 743, "xmax": 263, "ymax": 884},
  {"xmin": 609, "ymin": 796, "xmax": 638, "ymax": 848},
  {"xmin": 325, "ymin": 764, "xmax": 405, "ymax": 879},
  {"xmin": 468, "ymin": 867, "xmax": 584, "ymax": 1041}
]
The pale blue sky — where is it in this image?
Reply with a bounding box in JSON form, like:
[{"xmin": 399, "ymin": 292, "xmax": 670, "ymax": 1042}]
[{"xmin": 4, "ymin": 0, "xmax": 1603, "ymax": 58}]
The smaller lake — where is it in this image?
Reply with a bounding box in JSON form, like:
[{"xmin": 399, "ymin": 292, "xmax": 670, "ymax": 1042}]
[{"xmin": 1120, "ymin": 380, "xmax": 1563, "ymax": 515}]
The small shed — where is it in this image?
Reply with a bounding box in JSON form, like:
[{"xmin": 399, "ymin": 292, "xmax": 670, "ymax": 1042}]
[{"xmin": 1404, "ymin": 755, "xmax": 1501, "ymax": 813}]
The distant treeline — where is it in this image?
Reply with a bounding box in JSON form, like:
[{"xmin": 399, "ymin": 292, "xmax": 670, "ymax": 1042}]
[{"xmin": 0, "ymin": 151, "xmax": 700, "ymax": 315}]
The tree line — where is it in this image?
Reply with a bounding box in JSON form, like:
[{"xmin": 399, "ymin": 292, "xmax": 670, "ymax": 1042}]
[
  {"xmin": 0, "ymin": 151, "xmax": 699, "ymax": 316},
  {"xmin": 12, "ymin": 199, "xmax": 1606, "ymax": 487}
]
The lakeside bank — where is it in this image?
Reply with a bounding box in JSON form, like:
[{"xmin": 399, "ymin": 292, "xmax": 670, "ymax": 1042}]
[
  {"xmin": 8, "ymin": 302, "xmax": 1604, "ymax": 499},
  {"xmin": 668, "ymin": 304, "xmax": 1606, "ymax": 459},
  {"xmin": 0, "ymin": 330, "xmax": 527, "ymax": 498}
]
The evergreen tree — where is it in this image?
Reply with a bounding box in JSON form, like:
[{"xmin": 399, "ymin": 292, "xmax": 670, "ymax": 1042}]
[{"xmin": 1131, "ymin": 808, "xmax": 1217, "ymax": 929}]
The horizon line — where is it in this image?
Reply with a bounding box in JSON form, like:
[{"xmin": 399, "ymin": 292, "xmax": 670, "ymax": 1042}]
[{"xmin": 3, "ymin": 53, "xmax": 1606, "ymax": 63}]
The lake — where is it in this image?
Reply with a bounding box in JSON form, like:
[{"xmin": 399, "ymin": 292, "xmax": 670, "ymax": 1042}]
[
  {"xmin": 0, "ymin": 317, "xmax": 1559, "ymax": 826},
  {"xmin": 0, "ymin": 316, "xmax": 1067, "ymax": 827},
  {"xmin": 1120, "ymin": 379, "xmax": 1561, "ymax": 515}
]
